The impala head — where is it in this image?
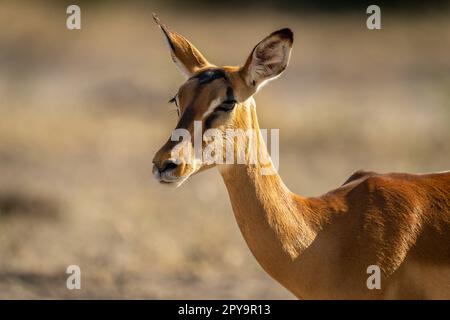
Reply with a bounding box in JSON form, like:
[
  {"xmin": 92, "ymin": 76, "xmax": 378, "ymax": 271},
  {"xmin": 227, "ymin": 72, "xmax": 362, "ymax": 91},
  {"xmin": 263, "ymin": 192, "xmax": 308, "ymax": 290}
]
[{"xmin": 152, "ymin": 14, "xmax": 293, "ymax": 185}]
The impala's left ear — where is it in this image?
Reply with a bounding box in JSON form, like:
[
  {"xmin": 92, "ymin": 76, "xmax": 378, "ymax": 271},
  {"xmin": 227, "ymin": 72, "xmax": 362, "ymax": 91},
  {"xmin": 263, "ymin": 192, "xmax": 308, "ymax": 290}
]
[
  {"xmin": 240, "ymin": 28, "xmax": 293, "ymax": 92},
  {"xmin": 153, "ymin": 13, "xmax": 212, "ymax": 78}
]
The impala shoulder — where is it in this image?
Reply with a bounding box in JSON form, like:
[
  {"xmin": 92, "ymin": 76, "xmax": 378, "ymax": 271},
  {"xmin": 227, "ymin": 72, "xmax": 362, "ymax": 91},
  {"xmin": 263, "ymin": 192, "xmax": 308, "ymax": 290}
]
[
  {"xmin": 344, "ymin": 173, "xmax": 397, "ymax": 203},
  {"xmin": 357, "ymin": 173, "xmax": 398, "ymax": 193}
]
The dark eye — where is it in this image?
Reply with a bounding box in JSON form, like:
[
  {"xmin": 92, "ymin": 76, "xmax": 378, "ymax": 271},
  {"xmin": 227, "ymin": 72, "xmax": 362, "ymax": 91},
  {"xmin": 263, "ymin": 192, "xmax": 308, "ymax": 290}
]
[{"xmin": 215, "ymin": 100, "xmax": 236, "ymax": 112}]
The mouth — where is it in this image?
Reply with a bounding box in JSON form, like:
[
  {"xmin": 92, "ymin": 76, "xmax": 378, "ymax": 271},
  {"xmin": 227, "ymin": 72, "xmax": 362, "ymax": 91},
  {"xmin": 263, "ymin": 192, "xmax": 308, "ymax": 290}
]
[
  {"xmin": 153, "ymin": 167, "xmax": 178, "ymax": 183},
  {"xmin": 152, "ymin": 165, "xmax": 190, "ymax": 187}
]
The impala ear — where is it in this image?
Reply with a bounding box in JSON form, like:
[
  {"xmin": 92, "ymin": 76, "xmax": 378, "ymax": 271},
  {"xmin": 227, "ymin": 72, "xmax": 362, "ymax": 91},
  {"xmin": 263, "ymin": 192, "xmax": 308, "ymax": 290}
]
[
  {"xmin": 240, "ymin": 28, "xmax": 293, "ymax": 92},
  {"xmin": 153, "ymin": 13, "xmax": 212, "ymax": 78}
]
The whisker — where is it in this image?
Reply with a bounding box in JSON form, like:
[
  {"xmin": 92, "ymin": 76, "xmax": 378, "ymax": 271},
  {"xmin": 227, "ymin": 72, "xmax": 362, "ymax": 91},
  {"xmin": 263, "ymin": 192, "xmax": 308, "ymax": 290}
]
[{"xmin": 168, "ymin": 108, "xmax": 179, "ymax": 116}]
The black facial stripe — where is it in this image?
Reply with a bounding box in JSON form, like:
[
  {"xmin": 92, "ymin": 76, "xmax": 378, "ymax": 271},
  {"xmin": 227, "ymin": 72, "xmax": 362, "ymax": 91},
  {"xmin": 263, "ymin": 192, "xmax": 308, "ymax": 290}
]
[
  {"xmin": 204, "ymin": 112, "xmax": 219, "ymax": 130},
  {"xmin": 176, "ymin": 106, "xmax": 195, "ymax": 130},
  {"xmin": 175, "ymin": 79, "xmax": 210, "ymax": 130},
  {"xmin": 179, "ymin": 69, "xmax": 236, "ymax": 130},
  {"xmin": 226, "ymin": 86, "xmax": 235, "ymax": 102},
  {"xmin": 213, "ymin": 86, "xmax": 235, "ymax": 112},
  {"xmin": 204, "ymin": 86, "xmax": 236, "ymax": 129},
  {"xmin": 191, "ymin": 68, "xmax": 227, "ymax": 85}
]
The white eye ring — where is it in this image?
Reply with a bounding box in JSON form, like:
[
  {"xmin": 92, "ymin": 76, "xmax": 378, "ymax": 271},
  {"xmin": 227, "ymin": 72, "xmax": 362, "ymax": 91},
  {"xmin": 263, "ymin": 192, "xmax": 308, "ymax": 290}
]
[{"xmin": 201, "ymin": 97, "xmax": 223, "ymax": 119}]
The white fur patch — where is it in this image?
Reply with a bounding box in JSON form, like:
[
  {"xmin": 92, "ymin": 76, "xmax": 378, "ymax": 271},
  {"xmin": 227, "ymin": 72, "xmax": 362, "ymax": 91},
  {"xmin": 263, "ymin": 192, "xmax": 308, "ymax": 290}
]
[{"xmin": 202, "ymin": 97, "xmax": 222, "ymax": 119}]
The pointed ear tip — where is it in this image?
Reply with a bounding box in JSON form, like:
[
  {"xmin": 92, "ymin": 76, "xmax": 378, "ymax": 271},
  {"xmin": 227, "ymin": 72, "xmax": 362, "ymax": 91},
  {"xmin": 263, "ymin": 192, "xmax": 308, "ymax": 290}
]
[
  {"xmin": 152, "ymin": 13, "xmax": 162, "ymax": 26},
  {"xmin": 274, "ymin": 28, "xmax": 294, "ymax": 42}
]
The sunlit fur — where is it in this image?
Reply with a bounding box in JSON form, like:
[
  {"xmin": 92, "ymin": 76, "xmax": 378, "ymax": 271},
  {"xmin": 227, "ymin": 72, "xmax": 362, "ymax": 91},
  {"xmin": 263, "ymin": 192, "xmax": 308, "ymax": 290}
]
[{"xmin": 152, "ymin": 15, "xmax": 450, "ymax": 299}]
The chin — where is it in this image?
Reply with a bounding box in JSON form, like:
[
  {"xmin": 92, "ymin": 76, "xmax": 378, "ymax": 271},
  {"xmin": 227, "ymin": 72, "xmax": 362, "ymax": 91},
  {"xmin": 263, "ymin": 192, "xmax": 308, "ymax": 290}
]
[{"xmin": 153, "ymin": 170, "xmax": 191, "ymax": 188}]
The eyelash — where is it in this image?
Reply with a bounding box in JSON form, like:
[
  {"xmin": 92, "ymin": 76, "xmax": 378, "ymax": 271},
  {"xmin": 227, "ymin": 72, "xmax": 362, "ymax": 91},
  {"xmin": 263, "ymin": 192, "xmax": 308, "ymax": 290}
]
[{"xmin": 168, "ymin": 95, "xmax": 180, "ymax": 116}]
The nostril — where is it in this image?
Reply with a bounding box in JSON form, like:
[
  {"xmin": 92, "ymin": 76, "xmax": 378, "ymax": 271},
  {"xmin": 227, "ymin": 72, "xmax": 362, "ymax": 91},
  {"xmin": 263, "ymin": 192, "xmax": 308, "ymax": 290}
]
[{"xmin": 160, "ymin": 160, "xmax": 179, "ymax": 173}]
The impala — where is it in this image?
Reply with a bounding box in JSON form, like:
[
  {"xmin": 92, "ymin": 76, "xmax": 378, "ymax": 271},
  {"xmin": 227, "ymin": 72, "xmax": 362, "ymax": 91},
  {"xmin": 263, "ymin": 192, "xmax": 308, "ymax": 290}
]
[{"xmin": 151, "ymin": 14, "xmax": 450, "ymax": 299}]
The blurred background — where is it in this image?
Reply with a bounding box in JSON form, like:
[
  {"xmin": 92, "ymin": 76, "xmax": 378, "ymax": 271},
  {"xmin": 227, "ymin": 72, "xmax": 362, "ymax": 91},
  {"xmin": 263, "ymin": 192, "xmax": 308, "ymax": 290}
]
[{"xmin": 0, "ymin": 0, "xmax": 449, "ymax": 299}]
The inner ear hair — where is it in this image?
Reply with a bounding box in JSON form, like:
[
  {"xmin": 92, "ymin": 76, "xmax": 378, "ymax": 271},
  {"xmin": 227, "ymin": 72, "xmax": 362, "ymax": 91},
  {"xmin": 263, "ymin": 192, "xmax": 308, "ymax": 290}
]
[{"xmin": 241, "ymin": 28, "xmax": 293, "ymax": 90}]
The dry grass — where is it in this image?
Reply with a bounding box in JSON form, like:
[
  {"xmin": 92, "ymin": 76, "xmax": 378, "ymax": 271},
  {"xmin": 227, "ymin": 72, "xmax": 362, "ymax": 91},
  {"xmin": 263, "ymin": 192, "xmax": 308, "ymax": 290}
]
[{"xmin": 0, "ymin": 2, "xmax": 449, "ymax": 298}]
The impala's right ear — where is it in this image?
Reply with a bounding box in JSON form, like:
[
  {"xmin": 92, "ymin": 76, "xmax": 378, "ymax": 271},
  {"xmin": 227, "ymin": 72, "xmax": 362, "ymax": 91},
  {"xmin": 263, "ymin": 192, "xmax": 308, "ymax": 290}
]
[
  {"xmin": 153, "ymin": 13, "xmax": 212, "ymax": 78},
  {"xmin": 240, "ymin": 28, "xmax": 293, "ymax": 93}
]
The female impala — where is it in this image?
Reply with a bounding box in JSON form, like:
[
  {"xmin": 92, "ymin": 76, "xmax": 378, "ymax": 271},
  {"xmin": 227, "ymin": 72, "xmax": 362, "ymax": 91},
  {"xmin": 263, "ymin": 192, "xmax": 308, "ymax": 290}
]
[{"xmin": 151, "ymin": 15, "xmax": 450, "ymax": 299}]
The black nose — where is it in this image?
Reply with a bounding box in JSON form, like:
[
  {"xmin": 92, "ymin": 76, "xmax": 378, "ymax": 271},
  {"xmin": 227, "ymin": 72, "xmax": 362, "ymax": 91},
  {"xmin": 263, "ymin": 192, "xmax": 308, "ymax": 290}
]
[{"xmin": 157, "ymin": 160, "xmax": 179, "ymax": 173}]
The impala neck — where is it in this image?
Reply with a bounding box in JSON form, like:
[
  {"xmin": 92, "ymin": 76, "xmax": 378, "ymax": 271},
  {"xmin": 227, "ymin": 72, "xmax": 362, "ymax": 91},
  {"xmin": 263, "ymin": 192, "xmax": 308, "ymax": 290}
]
[{"xmin": 217, "ymin": 98, "xmax": 317, "ymax": 284}]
